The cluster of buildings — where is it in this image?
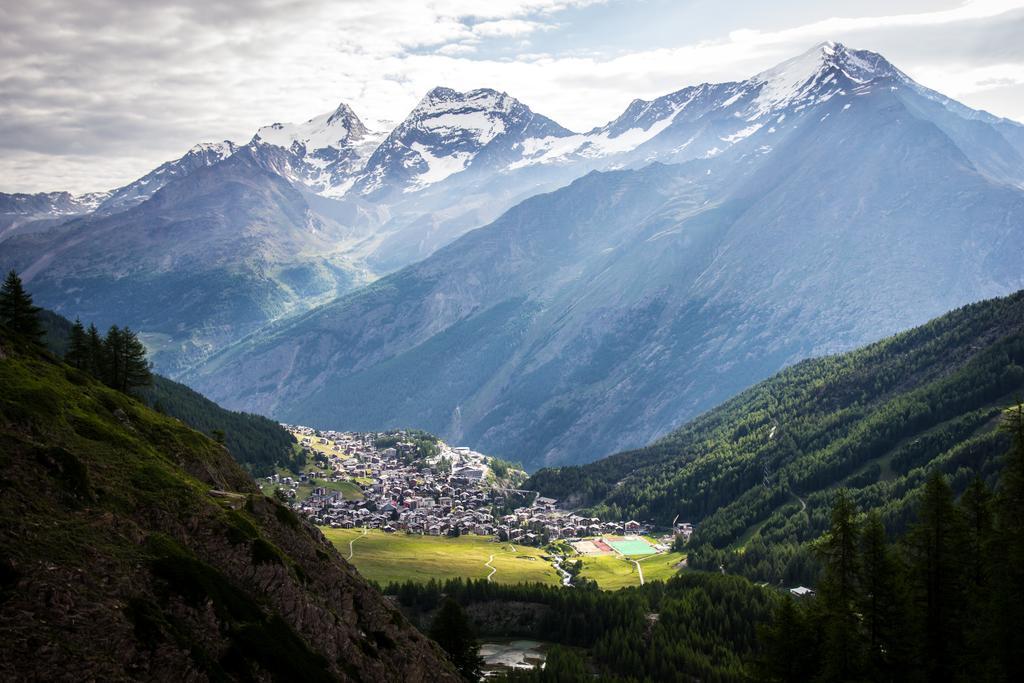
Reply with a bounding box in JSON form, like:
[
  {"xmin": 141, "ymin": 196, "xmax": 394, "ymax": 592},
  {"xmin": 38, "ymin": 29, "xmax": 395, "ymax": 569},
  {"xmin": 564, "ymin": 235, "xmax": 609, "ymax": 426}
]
[
  {"xmin": 269, "ymin": 426, "xmax": 693, "ymax": 549},
  {"xmin": 272, "ymin": 426, "xmax": 512, "ymax": 537}
]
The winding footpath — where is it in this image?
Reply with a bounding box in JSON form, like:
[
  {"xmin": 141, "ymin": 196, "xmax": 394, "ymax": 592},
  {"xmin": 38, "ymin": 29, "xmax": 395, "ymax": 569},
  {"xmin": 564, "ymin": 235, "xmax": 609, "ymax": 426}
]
[
  {"xmin": 485, "ymin": 554, "xmax": 497, "ymax": 582},
  {"xmin": 347, "ymin": 527, "xmax": 367, "ymax": 561},
  {"xmin": 632, "ymin": 559, "xmax": 646, "ymax": 586}
]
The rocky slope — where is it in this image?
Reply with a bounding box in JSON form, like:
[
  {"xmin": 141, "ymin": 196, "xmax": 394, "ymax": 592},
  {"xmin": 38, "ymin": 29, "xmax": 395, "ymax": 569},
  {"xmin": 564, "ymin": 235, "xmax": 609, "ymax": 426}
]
[{"xmin": 0, "ymin": 330, "xmax": 459, "ymax": 682}]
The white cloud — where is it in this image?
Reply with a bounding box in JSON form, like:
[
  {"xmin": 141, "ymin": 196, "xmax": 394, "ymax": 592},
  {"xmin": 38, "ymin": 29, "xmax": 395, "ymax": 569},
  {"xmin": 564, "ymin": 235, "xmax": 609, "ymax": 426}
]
[
  {"xmin": 472, "ymin": 19, "xmax": 554, "ymax": 37},
  {"xmin": 1, "ymin": 0, "xmax": 1022, "ymax": 193}
]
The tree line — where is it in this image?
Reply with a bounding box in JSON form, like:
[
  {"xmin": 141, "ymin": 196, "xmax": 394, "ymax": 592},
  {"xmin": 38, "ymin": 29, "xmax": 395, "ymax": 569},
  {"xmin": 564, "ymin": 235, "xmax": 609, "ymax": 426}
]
[
  {"xmin": 1, "ymin": 269, "xmax": 152, "ymax": 393},
  {"xmin": 384, "ymin": 571, "xmax": 777, "ymax": 682}
]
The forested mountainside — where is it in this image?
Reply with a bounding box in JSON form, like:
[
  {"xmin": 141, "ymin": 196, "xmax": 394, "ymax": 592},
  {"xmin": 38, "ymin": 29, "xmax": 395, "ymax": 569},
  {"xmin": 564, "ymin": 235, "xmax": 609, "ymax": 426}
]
[
  {"xmin": 0, "ymin": 329, "xmax": 459, "ymax": 681},
  {"xmin": 527, "ymin": 290, "xmax": 1024, "ymax": 583},
  {"xmin": 40, "ymin": 310, "xmax": 298, "ymax": 476}
]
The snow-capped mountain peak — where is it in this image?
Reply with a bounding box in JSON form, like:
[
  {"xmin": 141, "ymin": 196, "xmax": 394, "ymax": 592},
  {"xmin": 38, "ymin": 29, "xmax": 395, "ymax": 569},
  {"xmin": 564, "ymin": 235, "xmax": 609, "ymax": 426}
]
[
  {"xmin": 352, "ymin": 86, "xmax": 574, "ymax": 195},
  {"xmin": 750, "ymin": 41, "xmax": 899, "ymax": 114},
  {"xmin": 249, "ymin": 102, "xmax": 385, "ymax": 195},
  {"xmin": 404, "ymin": 87, "xmax": 519, "ymax": 146},
  {"xmin": 253, "ymin": 101, "xmax": 374, "ymax": 153}
]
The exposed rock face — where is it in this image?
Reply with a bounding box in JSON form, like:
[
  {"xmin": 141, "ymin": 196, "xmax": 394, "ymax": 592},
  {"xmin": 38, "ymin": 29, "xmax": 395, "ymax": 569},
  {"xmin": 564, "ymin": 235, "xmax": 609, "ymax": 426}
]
[{"xmin": 0, "ymin": 335, "xmax": 459, "ymax": 682}]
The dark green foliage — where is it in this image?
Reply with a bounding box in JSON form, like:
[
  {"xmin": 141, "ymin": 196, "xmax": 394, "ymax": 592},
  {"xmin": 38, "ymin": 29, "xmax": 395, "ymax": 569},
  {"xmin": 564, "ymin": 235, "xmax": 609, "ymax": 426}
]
[
  {"xmin": 393, "ymin": 572, "xmax": 776, "ymax": 683},
  {"xmin": 64, "ymin": 318, "xmax": 89, "ymax": 370},
  {"xmin": 906, "ymin": 471, "xmax": 968, "ymax": 682},
  {"xmin": 0, "ymin": 270, "xmax": 44, "ymax": 344},
  {"xmin": 138, "ymin": 375, "xmax": 297, "ymax": 475},
  {"xmin": 101, "ymin": 325, "xmax": 152, "ymax": 392},
  {"xmin": 759, "ymin": 418, "xmax": 1024, "ymax": 681},
  {"xmin": 429, "ymin": 597, "xmax": 483, "ymax": 681},
  {"xmin": 528, "ymin": 291, "xmax": 1024, "ymax": 585}
]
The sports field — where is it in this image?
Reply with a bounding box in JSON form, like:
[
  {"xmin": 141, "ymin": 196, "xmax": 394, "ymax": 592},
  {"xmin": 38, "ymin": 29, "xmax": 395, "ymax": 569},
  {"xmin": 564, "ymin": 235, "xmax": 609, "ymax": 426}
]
[
  {"xmin": 321, "ymin": 528, "xmax": 560, "ymax": 586},
  {"xmin": 606, "ymin": 537, "xmax": 656, "ymax": 555}
]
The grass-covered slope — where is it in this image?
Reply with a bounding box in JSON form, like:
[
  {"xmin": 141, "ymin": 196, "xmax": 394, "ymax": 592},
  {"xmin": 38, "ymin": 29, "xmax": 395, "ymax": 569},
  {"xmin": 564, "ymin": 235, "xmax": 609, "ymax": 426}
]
[
  {"xmin": 0, "ymin": 332, "xmax": 458, "ymax": 682},
  {"xmin": 527, "ymin": 290, "xmax": 1024, "ymax": 581},
  {"xmin": 40, "ymin": 309, "xmax": 298, "ymax": 476}
]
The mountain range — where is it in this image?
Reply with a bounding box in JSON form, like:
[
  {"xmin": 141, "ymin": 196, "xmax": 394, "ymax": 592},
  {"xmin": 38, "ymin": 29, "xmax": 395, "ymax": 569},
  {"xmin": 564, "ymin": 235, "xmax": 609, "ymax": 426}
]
[{"xmin": 3, "ymin": 42, "xmax": 1024, "ymax": 469}]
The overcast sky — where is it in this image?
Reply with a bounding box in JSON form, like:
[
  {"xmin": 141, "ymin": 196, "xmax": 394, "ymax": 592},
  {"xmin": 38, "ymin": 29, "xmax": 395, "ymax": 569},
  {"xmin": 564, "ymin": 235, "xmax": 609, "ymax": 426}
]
[{"xmin": 2, "ymin": 0, "xmax": 1023, "ymax": 194}]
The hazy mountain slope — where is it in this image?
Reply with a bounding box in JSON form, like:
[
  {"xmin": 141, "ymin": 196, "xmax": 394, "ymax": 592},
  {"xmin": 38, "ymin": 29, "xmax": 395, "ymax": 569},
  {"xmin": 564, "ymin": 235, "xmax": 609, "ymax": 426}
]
[
  {"xmin": 1, "ymin": 148, "xmax": 374, "ymax": 373},
  {"xmin": 0, "ymin": 331, "xmax": 458, "ymax": 682},
  {"xmin": 190, "ymin": 76, "xmax": 1024, "ymax": 470},
  {"xmin": 525, "ymin": 290, "xmax": 1024, "ymax": 581},
  {"xmin": 96, "ymin": 141, "xmax": 238, "ymax": 214},
  {"xmin": 0, "ymin": 191, "xmax": 107, "ymax": 243}
]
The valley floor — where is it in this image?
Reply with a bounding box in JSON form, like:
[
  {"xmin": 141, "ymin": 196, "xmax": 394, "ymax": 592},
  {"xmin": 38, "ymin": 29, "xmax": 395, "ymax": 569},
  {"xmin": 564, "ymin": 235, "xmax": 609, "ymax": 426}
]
[{"xmin": 322, "ymin": 528, "xmax": 686, "ymax": 589}]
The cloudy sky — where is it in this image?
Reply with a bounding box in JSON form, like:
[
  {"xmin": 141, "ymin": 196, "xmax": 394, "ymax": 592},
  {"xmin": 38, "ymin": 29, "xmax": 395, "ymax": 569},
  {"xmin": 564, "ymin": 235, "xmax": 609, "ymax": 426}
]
[{"xmin": 3, "ymin": 0, "xmax": 1023, "ymax": 194}]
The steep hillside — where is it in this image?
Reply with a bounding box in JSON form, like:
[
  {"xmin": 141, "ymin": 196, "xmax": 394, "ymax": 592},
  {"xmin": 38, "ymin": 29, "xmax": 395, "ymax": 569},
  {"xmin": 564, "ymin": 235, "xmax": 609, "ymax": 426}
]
[
  {"xmin": 526, "ymin": 291, "xmax": 1024, "ymax": 580},
  {"xmin": 39, "ymin": 310, "xmax": 298, "ymax": 476},
  {"xmin": 0, "ymin": 332, "xmax": 459, "ymax": 681},
  {"xmin": 190, "ymin": 69, "xmax": 1024, "ymax": 469}
]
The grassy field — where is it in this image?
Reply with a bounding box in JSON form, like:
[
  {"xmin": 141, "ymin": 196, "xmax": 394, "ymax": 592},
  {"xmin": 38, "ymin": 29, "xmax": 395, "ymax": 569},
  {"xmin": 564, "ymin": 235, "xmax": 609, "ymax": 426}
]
[
  {"xmin": 577, "ymin": 551, "xmax": 687, "ymax": 589},
  {"xmin": 322, "ymin": 529, "xmax": 560, "ymax": 586}
]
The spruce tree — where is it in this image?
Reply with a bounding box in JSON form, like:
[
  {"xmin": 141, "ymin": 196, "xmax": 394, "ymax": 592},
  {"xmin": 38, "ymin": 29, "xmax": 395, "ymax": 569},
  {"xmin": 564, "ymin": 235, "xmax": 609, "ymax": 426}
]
[
  {"xmin": 121, "ymin": 327, "xmax": 152, "ymax": 391},
  {"xmin": 959, "ymin": 476, "xmax": 994, "ymax": 680},
  {"xmin": 815, "ymin": 490, "xmax": 865, "ymax": 682},
  {"xmin": 859, "ymin": 512, "xmax": 909, "ymax": 681},
  {"xmin": 906, "ymin": 471, "xmax": 967, "ymax": 683},
  {"xmin": 757, "ymin": 596, "xmax": 819, "ymax": 682},
  {"xmin": 0, "ymin": 270, "xmax": 44, "ymax": 344},
  {"xmin": 65, "ymin": 318, "xmax": 89, "ymax": 369},
  {"xmin": 103, "ymin": 325, "xmax": 124, "ymax": 389},
  {"xmin": 85, "ymin": 323, "xmax": 104, "ymax": 378},
  {"xmin": 429, "ymin": 597, "xmax": 483, "ymax": 681},
  {"xmin": 989, "ymin": 404, "xmax": 1024, "ymax": 681}
]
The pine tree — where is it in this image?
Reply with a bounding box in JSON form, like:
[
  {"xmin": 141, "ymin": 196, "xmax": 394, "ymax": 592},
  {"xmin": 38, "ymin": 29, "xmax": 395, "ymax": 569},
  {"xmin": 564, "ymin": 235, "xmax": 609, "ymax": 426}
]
[
  {"xmin": 959, "ymin": 476, "xmax": 994, "ymax": 679},
  {"xmin": 815, "ymin": 490, "xmax": 865, "ymax": 682},
  {"xmin": 120, "ymin": 327, "xmax": 152, "ymax": 391},
  {"xmin": 85, "ymin": 323, "xmax": 104, "ymax": 378},
  {"xmin": 757, "ymin": 596, "xmax": 819, "ymax": 682},
  {"xmin": 989, "ymin": 404, "xmax": 1024, "ymax": 681},
  {"xmin": 65, "ymin": 318, "xmax": 89, "ymax": 369},
  {"xmin": 906, "ymin": 470, "xmax": 967, "ymax": 683},
  {"xmin": 859, "ymin": 512, "xmax": 909, "ymax": 681},
  {"xmin": 428, "ymin": 597, "xmax": 483, "ymax": 681},
  {"xmin": 0, "ymin": 270, "xmax": 44, "ymax": 344},
  {"xmin": 103, "ymin": 325, "xmax": 124, "ymax": 389}
]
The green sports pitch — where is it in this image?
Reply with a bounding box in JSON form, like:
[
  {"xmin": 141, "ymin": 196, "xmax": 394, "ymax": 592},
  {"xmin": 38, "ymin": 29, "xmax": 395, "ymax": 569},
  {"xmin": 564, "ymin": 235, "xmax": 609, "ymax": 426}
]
[{"xmin": 606, "ymin": 537, "xmax": 656, "ymax": 556}]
